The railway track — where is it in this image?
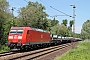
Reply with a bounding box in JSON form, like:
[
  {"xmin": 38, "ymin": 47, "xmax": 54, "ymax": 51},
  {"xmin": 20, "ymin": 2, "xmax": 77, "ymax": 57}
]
[
  {"xmin": 0, "ymin": 51, "xmax": 10, "ymax": 54},
  {"xmin": 0, "ymin": 52, "xmax": 16, "ymax": 57},
  {"xmin": 0, "ymin": 42, "xmax": 72, "ymax": 60}
]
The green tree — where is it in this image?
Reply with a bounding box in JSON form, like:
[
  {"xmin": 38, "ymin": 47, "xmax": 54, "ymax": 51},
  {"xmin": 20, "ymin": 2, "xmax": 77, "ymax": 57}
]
[
  {"xmin": 58, "ymin": 24, "xmax": 68, "ymax": 37},
  {"xmin": 61, "ymin": 19, "xmax": 68, "ymax": 26},
  {"xmin": 75, "ymin": 33, "xmax": 80, "ymax": 38},
  {"xmin": 50, "ymin": 24, "xmax": 68, "ymax": 37},
  {"xmin": 46, "ymin": 19, "xmax": 52, "ymax": 31},
  {"xmin": 51, "ymin": 17, "xmax": 59, "ymax": 26},
  {"xmin": 17, "ymin": 1, "xmax": 48, "ymax": 30},
  {"xmin": 69, "ymin": 20, "xmax": 74, "ymax": 31},
  {"xmin": 0, "ymin": 11, "xmax": 5, "ymax": 45},
  {"xmin": 81, "ymin": 20, "xmax": 90, "ymax": 39},
  {"xmin": 50, "ymin": 24, "xmax": 60, "ymax": 35},
  {"xmin": 0, "ymin": 0, "xmax": 10, "ymax": 45}
]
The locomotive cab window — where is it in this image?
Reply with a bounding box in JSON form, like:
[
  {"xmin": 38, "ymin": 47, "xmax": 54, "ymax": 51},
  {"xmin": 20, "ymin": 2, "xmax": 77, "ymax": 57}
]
[
  {"xmin": 10, "ymin": 30, "xmax": 17, "ymax": 34},
  {"xmin": 17, "ymin": 30, "xmax": 23, "ymax": 34},
  {"xmin": 10, "ymin": 30, "xmax": 23, "ymax": 34}
]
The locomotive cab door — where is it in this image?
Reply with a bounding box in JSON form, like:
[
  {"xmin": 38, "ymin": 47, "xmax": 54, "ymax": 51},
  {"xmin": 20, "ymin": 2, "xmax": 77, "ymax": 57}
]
[{"xmin": 26, "ymin": 30, "xmax": 31, "ymax": 45}]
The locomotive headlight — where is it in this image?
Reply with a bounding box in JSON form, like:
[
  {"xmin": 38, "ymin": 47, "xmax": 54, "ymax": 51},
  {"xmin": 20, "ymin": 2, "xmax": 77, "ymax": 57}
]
[
  {"xmin": 18, "ymin": 36, "xmax": 22, "ymax": 39},
  {"xmin": 9, "ymin": 36, "xmax": 13, "ymax": 39}
]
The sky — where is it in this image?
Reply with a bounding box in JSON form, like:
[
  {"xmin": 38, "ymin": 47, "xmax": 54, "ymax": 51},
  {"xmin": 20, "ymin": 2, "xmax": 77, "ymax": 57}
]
[{"xmin": 6, "ymin": 0, "xmax": 90, "ymax": 33}]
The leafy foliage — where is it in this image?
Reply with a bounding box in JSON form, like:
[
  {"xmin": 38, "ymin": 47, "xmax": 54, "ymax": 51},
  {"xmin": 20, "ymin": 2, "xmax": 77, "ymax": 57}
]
[
  {"xmin": 69, "ymin": 20, "xmax": 74, "ymax": 27},
  {"xmin": 81, "ymin": 20, "xmax": 90, "ymax": 39},
  {"xmin": 69, "ymin": 20, "xmax": 74, "ymax": 31},
  {"xmin": 17, "ymin": 1, "xmax": 48, "ymax": 29},
  {"xmin": 61, "ymin": 19, "xmax": 68, "ymax": 26},
  {"xmin": 51, "ymin": 17, "xmax": 59, "ymax": 26},
  {"xmin": 50, "ymin": 24, "xmax": 68, "ymax": 37},
  {"xmin": 0, "ymin": 0, "xmax": 11, "ymax": 45},
  {"xmin": 0, "ymin": 45, "xmax": 10, "ymax": 52}
]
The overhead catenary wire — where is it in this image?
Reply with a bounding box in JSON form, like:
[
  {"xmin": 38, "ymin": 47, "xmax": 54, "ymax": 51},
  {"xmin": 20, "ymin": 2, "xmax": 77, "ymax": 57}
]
[
  {"xmin": 10, "ymin": 0, "xmax": 69, "ymax": 18},
  {"xmin": 39, "ymin": 0, "xmax": 72, "ymax": 19},
  {"xmin": 50, "ymin": 6, "xmax": 73, "ymax": 18},
  {"xmin": 39, "ymin": 0, "xmax": 58, "ymax": 18},
  {"xmin": 49, "ymin": 15, "xmax": 68, "ymax": 18},
  {"xmin": 9, "ymin": 0, "xmax": 55, "ymax": 18}
]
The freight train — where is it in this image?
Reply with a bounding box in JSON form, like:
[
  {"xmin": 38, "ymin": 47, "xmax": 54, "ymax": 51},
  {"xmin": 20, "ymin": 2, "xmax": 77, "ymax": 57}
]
[{"xmin": 7, "ymin": 27, "xmax": 81, "ymax": 50}]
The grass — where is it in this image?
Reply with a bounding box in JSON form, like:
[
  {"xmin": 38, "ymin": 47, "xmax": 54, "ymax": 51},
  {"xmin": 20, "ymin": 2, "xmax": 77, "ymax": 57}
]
[
  {"xmin": 0, "ymin": 45, "xmax": 10, "ymax": 53},
  {"xmin": 56, "ymin": 40, "xmax": 90, "ymax": 60}
]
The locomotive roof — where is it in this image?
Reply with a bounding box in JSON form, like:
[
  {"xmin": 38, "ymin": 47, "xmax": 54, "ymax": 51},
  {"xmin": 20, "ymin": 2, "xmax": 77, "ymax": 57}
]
[
  {"xmin": 11, "ymin": 27, "xmax": 24, "ymax": 30},
  {"xmin": 10, "ymin": 27, "xmax": 50, "ymax": 33},
  {"xmin": 31, "ymin": 27, "xmax": 49, "ymax": 33}
]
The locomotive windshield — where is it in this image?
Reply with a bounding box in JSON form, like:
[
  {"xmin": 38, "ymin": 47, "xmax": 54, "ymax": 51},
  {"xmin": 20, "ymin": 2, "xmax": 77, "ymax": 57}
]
[{"xmin": 10, "ymin": 30, "xmax": 23, "ymax": 34}]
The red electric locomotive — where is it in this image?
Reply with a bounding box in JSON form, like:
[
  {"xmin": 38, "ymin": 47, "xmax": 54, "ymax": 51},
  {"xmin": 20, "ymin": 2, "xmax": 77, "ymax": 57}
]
[{"xmin": 8, "ymin": 27, "xmax": 51, "ymax": 50}]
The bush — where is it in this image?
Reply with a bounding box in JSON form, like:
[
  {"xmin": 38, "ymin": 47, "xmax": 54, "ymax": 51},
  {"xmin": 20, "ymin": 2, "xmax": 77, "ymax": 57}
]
[{"xmin": 0, "ymin": 45, "xmax": 10, "ymax": 52}]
